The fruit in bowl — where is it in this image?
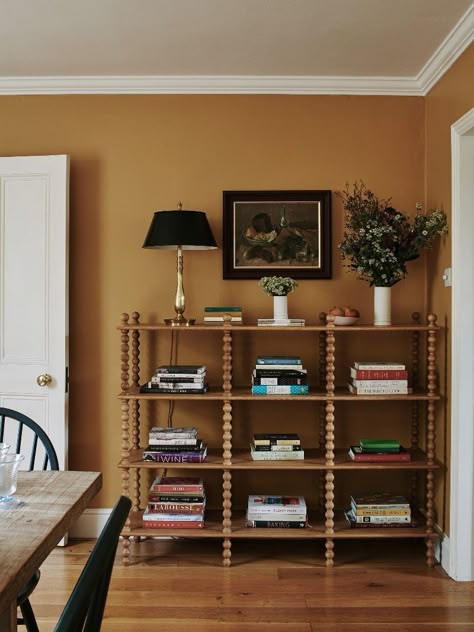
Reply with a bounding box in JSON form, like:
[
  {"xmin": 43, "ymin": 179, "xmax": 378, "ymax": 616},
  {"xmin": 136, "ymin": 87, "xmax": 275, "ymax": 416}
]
[{"xmin": 327, "ymin": 306, "xmax": 360, "ymax": 325}]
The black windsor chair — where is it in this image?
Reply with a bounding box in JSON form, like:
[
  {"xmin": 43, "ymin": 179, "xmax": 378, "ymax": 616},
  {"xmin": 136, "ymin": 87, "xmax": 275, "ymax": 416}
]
[
  {"xmin": 0, "ymin": 407, "xmax": 60, "ymax": 632},
  {"xmin": 53, "ymin": 495, "xmax": 131, "ymax": 632}
]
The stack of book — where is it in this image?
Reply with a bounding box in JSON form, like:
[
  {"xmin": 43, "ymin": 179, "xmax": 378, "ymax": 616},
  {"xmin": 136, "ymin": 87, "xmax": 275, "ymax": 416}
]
[
  {"xmin": 143, "ymin": 426, "xmax": 208, "ymax": 463},
  {"xmin": 345, "ymin": 492, "xmax": 414, "ymax": 528},
  {"xmin": 257, "ymin": 318, "xmax": 305, "ymax": 327},
  {"xmin": 141, "ymin": 365, "xmax": 208, "ymax": 394},
  {"xmin": 348, "ymin": 438, "xmax": 410, "ymax": 462},
  {"xmin": 143, "ymin": 476, "xmax": 206, "ymax": 529},
  {"xmin": 245, "ymin": 495, "xmax": 307, "ymax": 528},
  {"xmin": 250, "ymin": 433, "xmax": 304, "ymax": 461},
  {"xmin": 348, "ymin": 362, "xmax": 409, "ymax": 395},
  {"xmin": 251, "ymin": 356, "xmax": 308, "ymax": 395},
  {"xmin": 203, "ymin": 306, "xmax": 243, "ymax": 324}
]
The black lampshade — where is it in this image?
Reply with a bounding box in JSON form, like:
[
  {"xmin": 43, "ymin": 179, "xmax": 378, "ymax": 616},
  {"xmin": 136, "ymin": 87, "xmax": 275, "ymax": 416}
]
[{"xmin": 143, "ymin": 210, "xmax": 218, "ymax": 250}]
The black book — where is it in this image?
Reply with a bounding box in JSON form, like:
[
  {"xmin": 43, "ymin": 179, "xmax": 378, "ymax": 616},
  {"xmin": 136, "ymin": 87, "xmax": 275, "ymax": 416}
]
[
  {"xmin": 253, "ymin": 369, "xmax": 307, "ymax": 377},
  {"xmin": 252, "ymin": 376, "xmax": 308, "ymax": 386},
  {"xmin": 144, "ymin": 442, "xmax": 203, "ymax": 452},
  {"xmin": 140, "ymin": 383, "xmax": 209, "ymax": 394},
  {"xmin": 156, "ymin": 365, "xmax": 206, "ymax": 375}
]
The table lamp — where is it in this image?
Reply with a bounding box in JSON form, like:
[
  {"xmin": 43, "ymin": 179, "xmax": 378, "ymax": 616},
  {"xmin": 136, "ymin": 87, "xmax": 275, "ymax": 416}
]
[{"xmin": 143, "ymin": 202, "xmax": 218, "ymax": 326}]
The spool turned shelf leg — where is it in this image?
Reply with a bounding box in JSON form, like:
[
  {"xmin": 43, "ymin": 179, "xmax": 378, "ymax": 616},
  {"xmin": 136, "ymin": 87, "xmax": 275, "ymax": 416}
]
[
  {"xmin": 223, "ymin": 470, "xmax": 232, "ymax": 567},
  {"xmin": 120, "ymin": 397, "xmax": 131, "ymax": 566},
  {"xmin": 425, "ymin": 314, "xmax": 438, "ymax": 567}
]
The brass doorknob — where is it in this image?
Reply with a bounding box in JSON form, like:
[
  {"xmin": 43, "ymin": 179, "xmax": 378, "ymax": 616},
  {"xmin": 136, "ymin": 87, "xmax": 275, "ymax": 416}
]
[{"xmin": 37, "ymin": 373, "xmax": 52, "ymax": 387}]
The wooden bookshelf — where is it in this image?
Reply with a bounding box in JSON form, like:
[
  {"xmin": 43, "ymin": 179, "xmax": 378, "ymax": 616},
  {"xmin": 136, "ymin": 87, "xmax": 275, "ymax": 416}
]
[{"xmin": 118, "ymin": 311, "xmax": 441, "ymax": 567}]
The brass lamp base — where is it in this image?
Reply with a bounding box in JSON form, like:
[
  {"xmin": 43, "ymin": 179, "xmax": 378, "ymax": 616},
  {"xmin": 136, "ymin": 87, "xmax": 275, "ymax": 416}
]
[{"xmin": 164, "ymin": 317, "xmax": 196, "ymax": 326}]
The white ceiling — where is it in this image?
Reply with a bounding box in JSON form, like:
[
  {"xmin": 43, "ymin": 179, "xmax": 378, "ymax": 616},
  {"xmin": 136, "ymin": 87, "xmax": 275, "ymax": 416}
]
[{"xmin": 0, "ymin": 0, "xmax": 473, "ymax": 95}]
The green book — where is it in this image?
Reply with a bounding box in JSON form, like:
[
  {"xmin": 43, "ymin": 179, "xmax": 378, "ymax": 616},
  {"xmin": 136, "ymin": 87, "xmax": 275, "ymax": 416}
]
[
  {"xmin": 204, "ymin": 306, "xmax": 242, "ymax": 312},
  {"xmin": 359, "ymin": 439, "xmax": 400, "ymax": 449}
]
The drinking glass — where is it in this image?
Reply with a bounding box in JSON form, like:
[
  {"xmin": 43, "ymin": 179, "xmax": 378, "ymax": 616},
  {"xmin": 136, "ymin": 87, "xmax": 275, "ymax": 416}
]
[
  {"xmin": 0, "ymin": 453, "xmax": 25, "ymax": 509},
  {"xmin": 0, "ymin": 443, "xmax": 10, "ymax": 455}
]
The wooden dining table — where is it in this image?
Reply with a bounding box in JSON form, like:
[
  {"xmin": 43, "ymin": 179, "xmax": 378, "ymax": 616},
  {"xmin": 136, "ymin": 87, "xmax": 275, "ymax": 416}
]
[{"xmin": 0, "ymin": 470, "xmax": 102, "ymax": 631}]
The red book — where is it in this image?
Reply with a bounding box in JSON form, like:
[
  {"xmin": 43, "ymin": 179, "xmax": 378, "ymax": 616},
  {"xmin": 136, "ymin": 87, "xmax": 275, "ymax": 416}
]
[
  {"xmin": 348, "ymin": 446, "xmax": 411, "ymax": 462},
  {"xmin": 350, "ymin": 368, "xmax": 408, "ymax": 380},
  {"xmin": 149, "ymin": 476, "xmax": 204, "ymax": 493},
  {"xmin": 143, "ymin": 520, "xmax": 204, "ymax": 529}
]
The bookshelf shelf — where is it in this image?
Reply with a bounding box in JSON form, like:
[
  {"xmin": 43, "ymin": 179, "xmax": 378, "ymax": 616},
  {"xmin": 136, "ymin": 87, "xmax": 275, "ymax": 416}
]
[{"xmin": 118, "ymin": 311, "xmax": 441, "ymax": 568}]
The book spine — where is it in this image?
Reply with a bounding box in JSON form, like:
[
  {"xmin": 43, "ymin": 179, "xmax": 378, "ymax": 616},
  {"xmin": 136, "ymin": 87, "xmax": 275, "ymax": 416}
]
[
  {"xmin": 150, "ymin": 484, "xmax": 204, "ymax": 493},
  {"xmin": 247, "ymin": 512, "xmax": 307, "ymax": 520},
  {"xmin": 143, "ymin": 520, "xmax": 204, "ymax": 529},
  {"xmin": 359, "ymin": 440, "xmax": 400, "ymax": 447},
  {"xmin": 151, "ymin": 377, "xmax": 204, "ymax": 384},
  {"xmin": 156, "ymin": 368, "xmax": 205, "ymax": 375},
  {"xmin": 353, "ymin": 363, "xmax": 405, "ymax": 370},
  {"xmin": 353, "ymin": 507, "xmax": 411, "ymax": 516},
  {"xmin": 147, "ymin": 502, "xmax": 205, "ymax": 514},
  {"xmin": 351, "ymin": 502, "xmax": 410, "ymax": 510},
  {"xmin": 148, "ymin": 495, "xmax": 204, "ymax": 503},
  {"xmin": 250, "ymin": 450, "xmax": 304, "ymax": 460},
  {"xmin": 348, "ymin": 383, "xmax": 408, "ymax": 395},
  {"xmin": 252, "ymin": 384, "xmax": 309, "ymax": 395},
  {"xmin": 203, "ymin": 317, "xmax": 242, "ymax": 322},
  {"xmin": 257, "ymin": 357, "xmax": 302, "ymax": 365},
  {"xmin": 351, "ymin": 453, "xmax": 411, "ymax": 462},
  {"xmin": 254, "ymin": 364, "xmax": 303, "ymax": 371},
  {"xmin": 253, "ymin": 444, "xmax": 302, "ymax": 451},
  {"xmin": 153, "ymin": 373, "xmax": 206, "ymax": 379},
  {"xmin": 351, "ymin": 379, "xmax": 408, "ymax": 388},
  {"xmin": 352, "ymin": 514, "xmax": 411, "ymax": 524},
  {"xmin": 253, "ymin": 377, "xmax": 307, "ymax": 385},
  {"xmin": 144, "ymin": 512, "xmax": 203, "ymax": 521},
  {"xmin": 246, "ymin": 520, "xmax": 307, "ymax": 528},
  {"xmin": 148, "ymin": 438, "xmax": 199, "ymax": 445},
  {"xmin": 253, "ymin": 435, "xmax": 300, "ymax": 445},
  {"xmin": 351, "ymin": 368, "xmax": 409, "ymax": 380},
  {"xmin": 253, "ymin": 369, "xmax": 307, "ymax": 377},
  {"xmin": 145, "ymin": 385, "xmax": 209, "ymax": 394},
  {"xmin": 204, "ymin": 306, "xmax": 242, "ymax": 312},
  {"xmin": 145, "ymin": 444, "xmax": 202, "ymax": 452},
  {"xmin": 143, "ymin": 453, "xmax": 207, "ymax": 463}
]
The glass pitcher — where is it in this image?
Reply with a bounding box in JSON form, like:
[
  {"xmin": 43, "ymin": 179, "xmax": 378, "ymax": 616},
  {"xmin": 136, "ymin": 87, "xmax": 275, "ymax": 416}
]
[{"xmin": 0, "ymin": 453, "xmax": 25, "ymax": 508}]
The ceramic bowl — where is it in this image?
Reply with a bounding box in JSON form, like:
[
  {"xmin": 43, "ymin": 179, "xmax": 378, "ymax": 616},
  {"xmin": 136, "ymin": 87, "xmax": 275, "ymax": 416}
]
[{"xmin": 333, "ymin": 315, "xmax": 359, "ymax": 326}]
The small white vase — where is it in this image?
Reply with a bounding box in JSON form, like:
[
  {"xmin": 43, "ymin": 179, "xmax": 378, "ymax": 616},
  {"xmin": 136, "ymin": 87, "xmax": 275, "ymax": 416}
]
[
  {"xmin": 273, "ymin": 295, "xmax": 288, "ymax": 320},
  {"xmin": 373, "ymin": 286, "xmax": 391, "ymax": 326}
]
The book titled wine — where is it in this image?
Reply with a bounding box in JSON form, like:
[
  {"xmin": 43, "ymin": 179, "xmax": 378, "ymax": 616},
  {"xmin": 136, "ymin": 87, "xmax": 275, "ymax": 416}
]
[
  {"xmin": 348, "ymin": 446, "xmax": 411, "ymax": 462},
  {"xmin": 149, "ymin": 476, "xmax": 204, "ymax": 493},
  {"xmin": 143, "ymin": 449, "xmax": 208, "ymax": 463},
  {"xmin": 252, "ymin": 384, "xmax": 309, "ymax": 395}
]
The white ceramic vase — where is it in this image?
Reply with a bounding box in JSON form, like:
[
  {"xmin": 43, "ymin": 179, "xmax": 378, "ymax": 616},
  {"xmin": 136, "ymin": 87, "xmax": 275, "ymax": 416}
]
[
  {"xmin": 373, "ymin": 286, "xmax": 391, "ymax": 326},
  {"xmin": 273, "ymin": 295, "xmax": 288, "ymax": 320}
]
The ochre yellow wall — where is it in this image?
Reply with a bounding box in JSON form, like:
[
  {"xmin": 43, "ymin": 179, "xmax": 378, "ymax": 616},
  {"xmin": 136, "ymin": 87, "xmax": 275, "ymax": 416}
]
[
  {"xmin": 425, "ymin": 43, "xmax": 474, "ymax": 534},
  {"xmin": 0, "ymin": 93, "xmax": 430, "ymax": 506}
]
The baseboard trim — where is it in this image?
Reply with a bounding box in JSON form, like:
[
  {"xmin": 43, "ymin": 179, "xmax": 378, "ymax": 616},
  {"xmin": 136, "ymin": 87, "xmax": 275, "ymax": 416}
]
[
  {"xmin": 434, "ymin": 523, "xmax": 450, "ymax": 576},
  {"xmin": 69, "ymin": 508, "xmax": 112, "ymax": 538}
]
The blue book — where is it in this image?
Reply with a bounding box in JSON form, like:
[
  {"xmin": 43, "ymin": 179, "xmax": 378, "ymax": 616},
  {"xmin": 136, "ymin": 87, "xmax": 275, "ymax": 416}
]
[
  {"xmin": 256, "ymin": 356, "xmax": 302, "ymax": 365},
  {"xmin": 251, "ymin": 384, "xmax": 309, "ymax": 395}
]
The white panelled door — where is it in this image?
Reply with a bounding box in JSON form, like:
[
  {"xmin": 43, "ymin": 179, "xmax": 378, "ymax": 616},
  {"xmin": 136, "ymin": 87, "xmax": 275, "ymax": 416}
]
[{"xmin": 0, "ymin": 155, "xmax": 69, "ymax": 469}]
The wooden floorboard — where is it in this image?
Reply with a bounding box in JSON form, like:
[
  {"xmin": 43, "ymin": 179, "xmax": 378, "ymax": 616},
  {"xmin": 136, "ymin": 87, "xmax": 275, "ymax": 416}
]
[{"xmin": 29, "ymin": 538, "xmax": 474, "ymax": 632}]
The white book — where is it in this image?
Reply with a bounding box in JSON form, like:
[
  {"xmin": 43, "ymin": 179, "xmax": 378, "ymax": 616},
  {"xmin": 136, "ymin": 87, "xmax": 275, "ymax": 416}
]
[
  {"xmin": 352, "ymin": 361, "xmax": 406, "ymax": 370},
  {"xmin": 148, "ymin": 438, "xmax": 199, "ymax": 445},
  {"xmin": 351, "ymin": 379, "xmax": 408, "ymax": 388},
  {"xmin": 250, "ymin": 446, "xmax": 305, "ymax": 460},
  {"xmin": 203, "ymin": 316, "xmax": 242, "ymax": 322},
  {"xmin": 246, "ymin": 512, "xmax": 307, "ymax": 521},
  {"xmin": 348, "ymin": 383, "xmax": 409, "ymax": 395},
  {"xmin": 247, "ymin": 495, "xmax": 306, "ymax": 510}
]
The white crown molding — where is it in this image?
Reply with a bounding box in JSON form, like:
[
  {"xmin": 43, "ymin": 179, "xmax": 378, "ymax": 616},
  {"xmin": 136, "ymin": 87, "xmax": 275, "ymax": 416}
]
[
  {"xmin": 0, "ymin": 74, "xmax": 422, "ymax": 96},
  {"xmin": 417, "ymin": 4, "xmax": 474, "ymax": 95},
  {"xmin": 0, "ymin": 6, "xmax": 471, "ymax": 96}
]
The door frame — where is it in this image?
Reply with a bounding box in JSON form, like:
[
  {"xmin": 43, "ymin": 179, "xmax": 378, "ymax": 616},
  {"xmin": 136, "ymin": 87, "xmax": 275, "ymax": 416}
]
[{"xmin": 449, "ymin": 107, "xmax": 474, "ymax": 581}]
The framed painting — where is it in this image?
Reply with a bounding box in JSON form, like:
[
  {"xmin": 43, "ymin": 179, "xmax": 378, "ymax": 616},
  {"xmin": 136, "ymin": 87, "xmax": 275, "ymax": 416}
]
[{"xmin": 222, "ymin": 190, "xmax": 332, "ymax": 279}]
